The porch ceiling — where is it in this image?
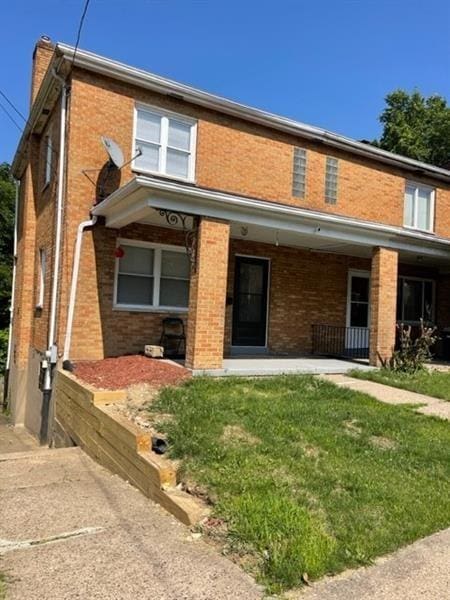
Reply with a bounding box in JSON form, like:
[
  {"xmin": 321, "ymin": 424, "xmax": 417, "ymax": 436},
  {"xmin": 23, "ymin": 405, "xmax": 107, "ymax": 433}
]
[{"xmin": 92, "ymin": 175, "xmax": 450, "ymax": 267}]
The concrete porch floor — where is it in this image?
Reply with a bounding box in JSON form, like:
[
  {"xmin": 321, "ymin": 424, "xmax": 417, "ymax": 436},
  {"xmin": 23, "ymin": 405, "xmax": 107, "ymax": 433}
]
[{"xmin": 192, "ymin": 356, "xmax": 374, "ymax": 377}]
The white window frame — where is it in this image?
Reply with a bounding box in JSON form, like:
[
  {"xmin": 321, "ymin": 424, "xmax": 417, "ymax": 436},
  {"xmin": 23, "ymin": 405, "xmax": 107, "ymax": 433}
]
[
  {"xmin": 36, "ymin": 248, "xmax": 46, "ymax": 308},
  {"xmin": 403, "ymin": 181, "xmax": 435, "ymax": 233},
  {"xmin": 113, "ymin": 238, "xmax": 190, "ymax": 312},
  {"xmin": 397, "ymin": 275, "xmax": 435, "ymax": 325},
  {"xmin": 44, "ymin": 130, "xmax": 52, "ymax": 187},
  {"xmin": 132, "ymin": 103, "xmax": 197, "ymax": 183}
]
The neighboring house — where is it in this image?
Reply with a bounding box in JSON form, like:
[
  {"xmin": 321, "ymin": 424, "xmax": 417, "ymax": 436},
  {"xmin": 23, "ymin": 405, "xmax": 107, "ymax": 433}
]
[{"xmin": 6, "ymin": 37, "xmax": 450, "ymax": 441}]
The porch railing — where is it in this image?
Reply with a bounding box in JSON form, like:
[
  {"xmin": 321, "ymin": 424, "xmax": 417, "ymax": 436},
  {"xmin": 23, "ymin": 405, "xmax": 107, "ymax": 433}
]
[{"xmin": 312, "ymin": 324, "xmax": 370, "ymax": 360}]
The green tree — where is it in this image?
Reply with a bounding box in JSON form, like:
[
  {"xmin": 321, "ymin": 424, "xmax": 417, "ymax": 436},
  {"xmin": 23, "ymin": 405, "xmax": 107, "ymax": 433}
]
[
  {"xmin": 0, "ymin": 163, "xmax": 15, "ymax": 371},
  {"xmin": 376, "ymin": 90, "xmax": 450, "ymax": 168}
]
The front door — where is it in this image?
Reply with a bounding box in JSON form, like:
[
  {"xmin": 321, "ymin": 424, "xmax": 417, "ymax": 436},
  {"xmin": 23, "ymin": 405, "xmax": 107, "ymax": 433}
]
[
  {"xmin": 346, "ymin": 271, "xmax": 370, "ymax": 352},
  {"xmin": 232, "ymin": 256, "xmax": 269, "ymax": 347}
]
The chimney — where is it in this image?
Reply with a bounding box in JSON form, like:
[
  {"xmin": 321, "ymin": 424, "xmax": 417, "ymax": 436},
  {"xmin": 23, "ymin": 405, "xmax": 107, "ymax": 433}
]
[{"xmin": 30, "ymin": 35, "xmax": 55, "ymax": 105}]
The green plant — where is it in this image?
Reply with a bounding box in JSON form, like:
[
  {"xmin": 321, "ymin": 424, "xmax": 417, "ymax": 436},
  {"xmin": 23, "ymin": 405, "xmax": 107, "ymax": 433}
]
[
  {"xmin": 0, "ymin": 328, "xmax": 8, "ymax": 373},
  {"xmin": 385, "ymin": 320, "xmax": 438, "ymax": 374}
]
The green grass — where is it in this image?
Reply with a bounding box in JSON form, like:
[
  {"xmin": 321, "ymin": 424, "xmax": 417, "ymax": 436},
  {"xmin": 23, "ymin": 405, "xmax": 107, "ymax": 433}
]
[
  {"xmin": 0, "ymin": 573, "xmax": 5, "ymax": 600},
  {"xmin": 351, "ymin": 368, "xmax": 450, "ymax": 401},
  {"xmin": 150, "ymin": 376, "xmax": 450, "ymax": 593}
]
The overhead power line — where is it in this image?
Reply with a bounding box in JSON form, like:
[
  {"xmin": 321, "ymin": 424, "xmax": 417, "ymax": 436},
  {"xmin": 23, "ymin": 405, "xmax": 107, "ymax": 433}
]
[
  {"xmin": 0, "ymin": 89, "xmax": 26, "ymax": 122},
  {"xmin": 0, "ymin": 100, "xmax": 23, "ymax": 132},
  {"xmin": 70, "ymin": 0, "xmax": 92, "ymax": 71}
]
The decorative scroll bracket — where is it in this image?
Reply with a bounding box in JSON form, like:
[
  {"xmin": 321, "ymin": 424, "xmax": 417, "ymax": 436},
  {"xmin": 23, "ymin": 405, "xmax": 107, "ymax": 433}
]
[{"xmin": 158, "ymin": 209, "xmax": 200, "ymax": 273}]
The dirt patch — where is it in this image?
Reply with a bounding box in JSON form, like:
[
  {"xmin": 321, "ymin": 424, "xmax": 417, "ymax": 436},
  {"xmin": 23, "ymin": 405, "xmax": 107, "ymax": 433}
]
[
  {"xmin": 73, "ymin": 355, "xmax": 191, "ymax": 390},
  {"xmin": 369, "ymin": 435, "xmax": 398, "ymax": 450},
  {"xmin": 221, "ymin": 425, "xmax": 261, "ymax": 446},
  {"xmin": 343, "ymin": 419, "xmax": 362, "ymax": 437}
]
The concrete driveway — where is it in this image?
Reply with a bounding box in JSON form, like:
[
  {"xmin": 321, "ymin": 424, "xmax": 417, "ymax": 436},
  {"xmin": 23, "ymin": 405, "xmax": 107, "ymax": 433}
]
[{"xmin": 0, "ymin": 447, "xmax": 262, "ymax": 600}]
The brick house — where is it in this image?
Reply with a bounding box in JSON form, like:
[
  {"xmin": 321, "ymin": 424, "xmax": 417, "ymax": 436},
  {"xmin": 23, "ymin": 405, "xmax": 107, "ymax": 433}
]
[{"xmin": 6, "ymin": 37, "xmax": 450, "ymax": 440}]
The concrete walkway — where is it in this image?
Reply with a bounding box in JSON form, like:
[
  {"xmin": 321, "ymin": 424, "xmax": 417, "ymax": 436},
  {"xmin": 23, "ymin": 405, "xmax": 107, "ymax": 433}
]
[
  {"xmin": 0, "ymin": 413, "xmax": 39, "ymax": 453},
  {"xmin": 289, "ymin": 527, "xmax": 450, "ymax": 600},
  {"xmin": 320, "ymin": 374, "xmax": 450, "ymax": 420},
  {"xmin": 0, "ymin": 446, "xmax": 262, "ymax": 600}
]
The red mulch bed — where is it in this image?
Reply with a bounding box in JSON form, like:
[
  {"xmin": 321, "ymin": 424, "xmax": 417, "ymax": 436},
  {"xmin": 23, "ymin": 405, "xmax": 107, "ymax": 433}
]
[{"xmin": 73, "ymin": 355, "xmax": 191, "ymax": 390}]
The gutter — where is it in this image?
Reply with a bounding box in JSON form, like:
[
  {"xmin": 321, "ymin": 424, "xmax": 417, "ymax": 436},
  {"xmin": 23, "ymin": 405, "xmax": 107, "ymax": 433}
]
[{"xmin": 54, "ymin": 43, "xmax": 450, "ymax": 183}]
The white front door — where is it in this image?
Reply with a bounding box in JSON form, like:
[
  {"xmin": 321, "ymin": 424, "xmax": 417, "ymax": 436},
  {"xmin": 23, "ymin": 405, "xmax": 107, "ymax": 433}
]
[{"xmin": 346, "ymin": 271, "xmax": 370, "ymax": 351}]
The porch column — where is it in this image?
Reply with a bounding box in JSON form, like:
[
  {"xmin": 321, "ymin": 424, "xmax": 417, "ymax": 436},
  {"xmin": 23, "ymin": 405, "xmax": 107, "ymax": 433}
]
[
  {"xmin": 369, "ymin": 247, "xmax": 398, "ymax": 366},
  {"xmin": 185, "ymin": 217, "xmax": 230, "ymax": 370}
]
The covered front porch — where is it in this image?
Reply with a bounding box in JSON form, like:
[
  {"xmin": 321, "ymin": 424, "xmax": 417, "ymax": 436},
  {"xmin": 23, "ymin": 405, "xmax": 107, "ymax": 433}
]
[{"xmin": 90, "ymin": 176, "xmax": 450, "ymax": 371}]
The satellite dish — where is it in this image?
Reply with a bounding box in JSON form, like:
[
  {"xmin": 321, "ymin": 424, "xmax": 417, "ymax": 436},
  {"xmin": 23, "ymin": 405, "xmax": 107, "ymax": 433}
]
[{"xmin": 101, "ymin": 136, "xmax": 125, "ymax": 169}]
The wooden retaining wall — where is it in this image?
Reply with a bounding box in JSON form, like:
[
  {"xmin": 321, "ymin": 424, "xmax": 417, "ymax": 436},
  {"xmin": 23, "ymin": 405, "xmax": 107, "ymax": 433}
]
[{"xmin": 54, "ymin": 370, "xmax": 207, "ymax": 525}]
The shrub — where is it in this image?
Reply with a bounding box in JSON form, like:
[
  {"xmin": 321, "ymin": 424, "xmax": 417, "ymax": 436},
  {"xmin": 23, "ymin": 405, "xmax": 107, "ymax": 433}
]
[
  {"xmin": 385, "ymin": 320, "xmax": 438, "ymax": 374},
  {"xmin": 0, "ymin": 328, "xmax": 8, "ymax": 373}
]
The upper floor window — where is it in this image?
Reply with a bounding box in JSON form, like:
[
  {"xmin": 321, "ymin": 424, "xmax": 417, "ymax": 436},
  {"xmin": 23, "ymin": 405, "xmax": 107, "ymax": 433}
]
[
  {"xmin": 404, "ymin": 182, "xmax": 435, "ymax": 232},
  {"xmin": 44, "ymin": 132, "xmax": 52, "ymax": 186},
  {"xmin": 133, "ymin": 105, "xmax": 197, "ymax": 181},
  {"xmin": 115, "ymin": 240, "xmax": 190, "ymax": 311},
  {"xmin": 292, "ymin": 147, "xmax": 307, "ymax": 198},
  {"xmin": 325, "ymin": 156, "xmax": 338, "ymax": 204}
]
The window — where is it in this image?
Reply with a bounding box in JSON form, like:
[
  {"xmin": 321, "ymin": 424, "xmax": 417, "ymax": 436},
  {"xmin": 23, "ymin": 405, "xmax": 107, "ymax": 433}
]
[
  {"xmin": 37, "ymin": 248, "xmax": 46, "ymax": 308},
  {"xmin": 404, "ymin": 182, "xmax": 435, "ymax": 232},
  {"xmin": 325, "ymin": 156, "xmax": 338, "ymax": 204},
  {"xmin": 396, "ymin": 277, "xmax": 434, "ymax": 324},
  {"xmin": 115, "ymin": 241, "xmax": 190, "ymax": 310},
  {"xmin": 292, "ymin": 147, "xmax": 307, "ymax": 197},
  {"xmin": 133, "ymin": 105, "xmax": 196, "ymax": 181},
  {"xmin": 44, "ymin": 132, "xmax": 52, "ymax": 186}
]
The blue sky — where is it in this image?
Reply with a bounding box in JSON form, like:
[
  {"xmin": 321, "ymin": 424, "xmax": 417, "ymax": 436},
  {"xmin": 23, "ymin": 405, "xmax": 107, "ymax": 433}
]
[{"xmin": 1, "ymin": 0, "xmax": 449, "ymax": 163}]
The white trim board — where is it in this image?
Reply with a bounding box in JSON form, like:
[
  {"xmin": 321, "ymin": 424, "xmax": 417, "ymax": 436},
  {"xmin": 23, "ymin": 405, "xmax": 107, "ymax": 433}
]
[{"xmin": 92, "ymin": 176, "xmax": 450, "ymax": 261}]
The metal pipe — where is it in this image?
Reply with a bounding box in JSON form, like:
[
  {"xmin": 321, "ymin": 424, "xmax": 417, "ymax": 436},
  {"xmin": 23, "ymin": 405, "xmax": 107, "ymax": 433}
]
[
  {"xmin": 41, "ymin": 70, "xmax": 69, "ymax": 443},
  {"xmin": 62, "ymin": 216, "xmax": 98, "ymax": 365}
]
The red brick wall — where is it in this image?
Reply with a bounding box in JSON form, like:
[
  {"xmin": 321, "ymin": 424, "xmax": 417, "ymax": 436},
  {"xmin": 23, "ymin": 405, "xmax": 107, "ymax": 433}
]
[
  {"xmin": 185, "ymin": 218, "xmax": 230, "ymax": 369},
  {"xmin": 369, "ymin": 247, "xmax": 399, "ymax": 365},
  {"xmin": 69, "ymin": 223, "xmax": 188, "ymax": 360},
  {"xmin": 224, "ymin": 239, "xmax": 371, "ymax": 355},
  {"xmin": 68, "ymin": 70, "xmax": 450, "ymax": 233}
]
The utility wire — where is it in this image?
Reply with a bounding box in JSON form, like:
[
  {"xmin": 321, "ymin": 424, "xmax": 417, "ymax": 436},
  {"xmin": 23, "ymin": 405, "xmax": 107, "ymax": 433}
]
[
  {"xmin": 0, "ymin": 89, "xmax": 26, "ymax": 122},
  {"xmin": 0, "ymin": 99, "xmax": 23, "ymax": 132},
  {"xmin": 70, "ymin": 0, "xmax": 92, "ymax": 72}
]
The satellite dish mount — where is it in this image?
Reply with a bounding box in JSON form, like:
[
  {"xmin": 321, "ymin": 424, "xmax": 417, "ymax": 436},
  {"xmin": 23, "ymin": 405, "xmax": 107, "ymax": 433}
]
[{"xmin": 82, "ymin": 137, "xmax": 143, "ymax": 201}]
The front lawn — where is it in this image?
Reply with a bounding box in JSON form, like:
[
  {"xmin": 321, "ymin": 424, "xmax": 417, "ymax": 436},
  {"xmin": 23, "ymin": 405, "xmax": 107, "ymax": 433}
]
[
  {"xmin": 351, "ymin": 368, "xmax": 450, "ymax": 401},
  {"xmin": 150, "ymin": 376, "xmax": 450, "ymax": 593}
]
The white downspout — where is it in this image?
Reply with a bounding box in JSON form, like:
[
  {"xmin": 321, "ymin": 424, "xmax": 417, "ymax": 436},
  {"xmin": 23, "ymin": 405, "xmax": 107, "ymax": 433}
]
[
  {"xmin": 45, "ymin": 70, "xmax": 68, "ymax": 368},
  {"xmin": 62, "ymin": 216, "xmax": 97, "ymax": 364},
  {"xmin": 3, "ymin": 179, "xmax": 19, "ymax": 406},
  {"xmin": 40, "ymin": 70, "xmax": 68, "ymax": 442}
]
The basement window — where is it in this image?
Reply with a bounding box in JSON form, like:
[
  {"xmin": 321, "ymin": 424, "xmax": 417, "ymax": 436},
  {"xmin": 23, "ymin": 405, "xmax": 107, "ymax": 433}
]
[
  {"xmin": 325, "ymin": 156, "xmax": 338, "ymax": 204},
  {"xmin": 114, "ymin": 240, "xmax": 190, "ymax": 311},
  {"xmin": 403, "ymin": 182, "xmax": 435, "ymax": 233},
  {"xmin": 133, "ymin": 105, "xmax": 197, "ymax": 181},
  {"xmin": 292, "ymin": 147, "xmax": 307, "ymax": 197}
]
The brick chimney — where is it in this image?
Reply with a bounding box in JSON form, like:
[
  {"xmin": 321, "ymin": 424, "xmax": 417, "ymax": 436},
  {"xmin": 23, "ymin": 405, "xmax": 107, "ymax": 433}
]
[{"xmin": 30, "ymin": 36, "xmax": 55, "ymax": 105}]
